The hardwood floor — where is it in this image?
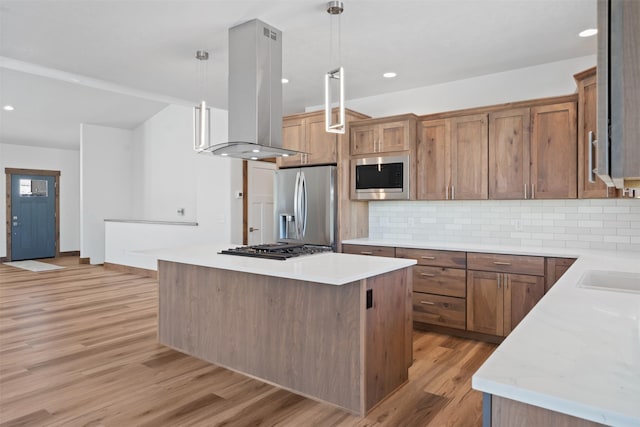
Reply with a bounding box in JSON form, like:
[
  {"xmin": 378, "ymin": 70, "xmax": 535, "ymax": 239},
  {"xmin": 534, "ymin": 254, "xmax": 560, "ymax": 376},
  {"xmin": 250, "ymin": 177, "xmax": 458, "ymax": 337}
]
[{"xmin": 0, "ymin": 258, "xmax": 496, "ymax": 426}]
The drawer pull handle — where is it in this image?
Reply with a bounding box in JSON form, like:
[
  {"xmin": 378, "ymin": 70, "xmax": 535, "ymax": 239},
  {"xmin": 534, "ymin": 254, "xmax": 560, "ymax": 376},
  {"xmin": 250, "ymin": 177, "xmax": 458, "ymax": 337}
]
[
  {"xmin": 360, "ymin": 251, "xmax": 373, "ymax": 255},
  {"xmin": 420, "ymin": 300, "xmax": 435, "ymax": 305},
  {"xmin": 420, "ymin": 256, "xmax": 436, "ymax": 260},
  {"xmin": 493, "ymin": 261, "xmax": 512, "ymax": 266},
  {"xmin": 420, "ymin": 273, "xmax": 436, "ymax": 277}
]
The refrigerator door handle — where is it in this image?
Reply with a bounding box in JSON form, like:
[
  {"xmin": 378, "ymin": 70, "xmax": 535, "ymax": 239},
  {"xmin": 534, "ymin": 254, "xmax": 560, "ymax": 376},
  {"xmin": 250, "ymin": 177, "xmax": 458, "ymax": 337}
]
[
  {"xmin": 293, "ymin": 171, "xmax": 301, "ymax": 239},
  {"xmin": 300, "ymin": 172, "xmax": 308, "ymax": 238}
]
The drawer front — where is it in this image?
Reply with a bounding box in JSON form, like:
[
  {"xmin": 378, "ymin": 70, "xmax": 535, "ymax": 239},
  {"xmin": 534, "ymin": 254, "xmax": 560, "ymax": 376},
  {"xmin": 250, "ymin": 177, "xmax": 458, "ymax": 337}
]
[
  {"xmin": 413, "ymin": 293, "xmax": 466, "ymax": 330},
  {"xmin": 396, "ymin": 247, "xmax": 466, "ymax": 268},
  {"xmin": 414, "ymin": 266, "xmax": 466, "ymax": 298},
  {"xmin": 467, "ymin": 252, "xmax": 544, "ymax": 276},
  {"xmin": 342, "ymin": 244, "xmax": 396, "ymax": 258}
]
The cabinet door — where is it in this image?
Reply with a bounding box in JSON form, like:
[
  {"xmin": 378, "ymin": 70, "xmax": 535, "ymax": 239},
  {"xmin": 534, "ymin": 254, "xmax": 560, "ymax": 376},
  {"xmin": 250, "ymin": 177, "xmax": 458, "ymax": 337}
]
[
  {"xmin": 450, "ymin": 114, "xmax": 489, "ymax": 200},
  {"xmin": 306, "ymin": 114, "xmax": 337, "ymax": 165},
  {"xmin": 577, "ymin": 73, "xmax": 614, "ymax": 198},
  {"xmin": 544, "ymin": 257, "xmax": 576, "ymax": 293},
  {"xmin": 417, "ymin": 119, "xmax": 450, "ymax": 200},
  {"xmin": 530, "ymin": 103, "xmax": 577, "ymax": 199},
  {"xmin": 503, "ymin": 273, "xmax": 544, "ymax": 335},
  {"xmin": 467, "ymin": 270, "xmax": 503, "ymax": 336},
  {"xmin": 279, "ymin": 118, "xmax": 305, "ymax": 168},
  {"xmin": 489, "ymin": 109, "xmax": 531, "ymax": 200},
  {"xmin": 379, "ymin": 121, "xmax": 410, "ymax": 153},
  {"xmin": 350, "ymin": 124, "xmax": 377, "ymax": 155}
]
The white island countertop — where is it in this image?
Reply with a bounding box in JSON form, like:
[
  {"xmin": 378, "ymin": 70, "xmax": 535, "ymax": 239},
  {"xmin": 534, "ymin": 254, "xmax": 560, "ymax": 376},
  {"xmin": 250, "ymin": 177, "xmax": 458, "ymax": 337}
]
[
  {"xmin": 343, "ymin": 238, "xmax": 640, "ymax": 426},
  {"xmin": 140, "ymin": 243, "xmax": 416, "ymax": 286}
]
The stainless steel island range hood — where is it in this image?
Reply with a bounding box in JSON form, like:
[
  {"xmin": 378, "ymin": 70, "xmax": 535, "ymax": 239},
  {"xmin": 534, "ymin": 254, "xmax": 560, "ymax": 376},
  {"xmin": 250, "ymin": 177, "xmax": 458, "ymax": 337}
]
[{"xmin": 204, "ymin": 19, "xmax": 300, "ymax": 160}]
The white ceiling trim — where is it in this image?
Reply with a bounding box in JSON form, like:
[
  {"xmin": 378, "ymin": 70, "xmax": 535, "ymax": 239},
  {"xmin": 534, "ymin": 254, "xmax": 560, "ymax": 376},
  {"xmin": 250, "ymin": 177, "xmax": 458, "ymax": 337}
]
[{"xmin": 0, "ymin": 56, "xmax": 193, "ymax": 107}]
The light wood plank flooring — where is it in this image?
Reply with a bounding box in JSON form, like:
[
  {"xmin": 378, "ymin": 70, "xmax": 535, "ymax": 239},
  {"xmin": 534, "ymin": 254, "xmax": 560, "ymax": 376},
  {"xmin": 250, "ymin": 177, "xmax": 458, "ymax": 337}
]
[{"xmin": 0, "ymin": 258, "xmax": 496, "ymax": 426}]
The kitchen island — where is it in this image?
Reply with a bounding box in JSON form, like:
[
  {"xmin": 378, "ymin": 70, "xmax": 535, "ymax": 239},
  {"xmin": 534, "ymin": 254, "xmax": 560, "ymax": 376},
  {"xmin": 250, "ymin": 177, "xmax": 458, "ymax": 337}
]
[{"xmin": 151, "ymin": 244, "xmax": 416, "ymax": 416}]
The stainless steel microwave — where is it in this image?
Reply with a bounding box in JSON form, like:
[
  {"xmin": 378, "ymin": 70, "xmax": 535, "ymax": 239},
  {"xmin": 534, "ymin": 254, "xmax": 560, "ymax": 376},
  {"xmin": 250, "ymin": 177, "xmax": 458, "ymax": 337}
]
[{"xmin": 351, "ymin": 155, "xmax": 410, "ymax": 200}]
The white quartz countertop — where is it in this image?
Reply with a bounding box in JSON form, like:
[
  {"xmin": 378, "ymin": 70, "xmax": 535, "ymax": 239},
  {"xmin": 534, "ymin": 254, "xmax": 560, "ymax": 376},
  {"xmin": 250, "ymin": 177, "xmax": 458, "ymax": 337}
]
[
  {"xmin": 343, "ymin": 238, "xmax": 640, "ymax": 426},
  {"xmin": 139, "ymin": 244, "xmax": 416, "ymax": 286}
]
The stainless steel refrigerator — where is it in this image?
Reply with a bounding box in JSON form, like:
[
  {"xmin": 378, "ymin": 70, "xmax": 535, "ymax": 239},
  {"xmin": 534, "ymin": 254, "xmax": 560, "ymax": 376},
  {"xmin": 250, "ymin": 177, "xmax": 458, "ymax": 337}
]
[{"xmin": 274, "ymin": 165, "xmax": 336, "ymax": 249}]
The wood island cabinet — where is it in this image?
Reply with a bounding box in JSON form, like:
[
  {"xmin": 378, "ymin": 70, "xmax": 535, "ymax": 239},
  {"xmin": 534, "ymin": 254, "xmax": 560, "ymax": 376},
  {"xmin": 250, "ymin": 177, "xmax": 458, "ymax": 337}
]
[
  {"xmin": 466, "ymin": 253, "xmax": 545, "ymax": 337},
  {"xmin": 416, "ymin": 114, "xmax": 488, "ymax": 200},
  {"xmin": 350, "ymin": 114, "xmax": 417, "ymax": 156},
  {"xmin": 530, "ymin": 102, "xmax": 578, "ymax": 199}
]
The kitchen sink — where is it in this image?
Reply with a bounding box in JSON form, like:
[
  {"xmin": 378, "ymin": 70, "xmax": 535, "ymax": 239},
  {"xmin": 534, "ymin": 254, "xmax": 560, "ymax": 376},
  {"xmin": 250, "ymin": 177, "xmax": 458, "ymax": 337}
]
[{"xmin": 577, "ymin": 270, "xmax": 640, "ymax": 294}]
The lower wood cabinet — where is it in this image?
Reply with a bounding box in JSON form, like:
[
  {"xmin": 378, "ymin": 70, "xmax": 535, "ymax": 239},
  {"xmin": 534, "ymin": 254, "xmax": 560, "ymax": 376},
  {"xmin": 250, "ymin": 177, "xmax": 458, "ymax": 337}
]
[
  {"xmin": 545, "ymin": 257, "xmax": 576, "ymax": 293},
  {"xmin": 342, "ymin": 244, "xmax": 396, "ymax": 258},
  {"xmin": 467, "ymin": 253, "xmax": 545, "ymax": 337},
  {"xmin": 347, "ymin": 244, "xmax": 572, "ymax": 341}
]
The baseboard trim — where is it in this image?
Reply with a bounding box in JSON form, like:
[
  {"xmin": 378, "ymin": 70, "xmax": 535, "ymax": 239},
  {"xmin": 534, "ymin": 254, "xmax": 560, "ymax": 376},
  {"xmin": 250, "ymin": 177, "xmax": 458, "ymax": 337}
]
[
  {"xmin": 59, "ymin": 250, "xmax": 80, "ymax": 257},
  {"xmin": 104, "ymin": 262, "xmax": 158, "ymax": 279},
  {"xmin": 79, "ymin": 257, "xmax": 90, "ymax": 264}
]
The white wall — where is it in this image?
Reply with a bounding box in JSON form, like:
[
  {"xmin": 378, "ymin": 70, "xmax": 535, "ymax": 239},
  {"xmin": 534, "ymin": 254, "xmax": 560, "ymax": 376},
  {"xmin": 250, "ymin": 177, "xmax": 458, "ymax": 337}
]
[
  {"xmin": 0, "ymin": 142, "xmax": 80, "ymax": 258},
  {"xmin": 369, "ymin": 199, "xmax": 640, "ymax": 252},
  {"xmin": 80, "ymin": 124, "xmax": 134, "ymax": 264},
  {"xmin": 308, "ymin": 55, "xmax": 597, "ymax": 117},
  {"xmin": 104, "ymin": 104, "xmax": 243, "ymax": 270}
]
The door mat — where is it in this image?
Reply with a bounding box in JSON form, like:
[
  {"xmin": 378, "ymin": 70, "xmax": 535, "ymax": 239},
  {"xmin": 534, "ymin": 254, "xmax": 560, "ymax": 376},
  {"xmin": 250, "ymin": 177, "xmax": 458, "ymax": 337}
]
[{"xmin": 3, "ymin": 260, "xmax": 65, "ymax": 272}]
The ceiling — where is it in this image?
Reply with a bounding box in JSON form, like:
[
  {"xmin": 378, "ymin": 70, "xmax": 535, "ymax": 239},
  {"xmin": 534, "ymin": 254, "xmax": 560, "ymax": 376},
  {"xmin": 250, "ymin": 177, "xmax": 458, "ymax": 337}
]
[{"xmin": 0, "ymin": 0, "xmax": 597, "ymax": 150}]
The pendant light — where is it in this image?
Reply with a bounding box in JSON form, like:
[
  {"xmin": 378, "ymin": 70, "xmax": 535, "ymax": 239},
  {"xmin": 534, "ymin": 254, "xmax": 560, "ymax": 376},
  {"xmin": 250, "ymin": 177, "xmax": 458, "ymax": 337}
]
[
  {"xmin": 193, "ymin": 50, "xmax": 211, "ymax": 152},
  {"xmin": 325, "ymin": 1, "xmax": 345, "ymax": 134}
]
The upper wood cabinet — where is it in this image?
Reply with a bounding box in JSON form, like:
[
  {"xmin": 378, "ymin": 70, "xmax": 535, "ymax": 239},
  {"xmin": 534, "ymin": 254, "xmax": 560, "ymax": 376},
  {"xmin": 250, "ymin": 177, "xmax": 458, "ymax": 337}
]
[
  {"xmin": 574, "ymin": 68, "xmax": 617, "ymax": 199},
  {"xmin": 530, "ymin": 102, "xmax": 578, "ymax": 199},
  {"xmin": 417, "ymin": 119, "xmax": 449, "ymax": 200},
  {"xmin": 489, "ymin": 108, "xmax": 531, "ymax": 199},
  {"xmin": 416, "ymin": 114, "xmax": 488, "ymax": 200},
  {"xmin": 279, "ymin": 111, "xmax": 338, "ymax": 168},
  {"xmin": 450, "ymin": 114, "xmax": 489, "ymax": 200},
  {"xmin": 350, "ymin": 115, "xmax": 417, "ymax": 156}
]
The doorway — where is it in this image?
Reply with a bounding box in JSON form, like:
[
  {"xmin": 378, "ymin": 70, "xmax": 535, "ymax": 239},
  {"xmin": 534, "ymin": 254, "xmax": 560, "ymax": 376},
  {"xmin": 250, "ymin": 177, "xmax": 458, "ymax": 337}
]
[
  {"xmin": 5, "ymin": 168, "xmax": 60, "ymax": 261},
  {"xmin": 243, "ymin": 161, "xmax": 276, "ymax": 245}
]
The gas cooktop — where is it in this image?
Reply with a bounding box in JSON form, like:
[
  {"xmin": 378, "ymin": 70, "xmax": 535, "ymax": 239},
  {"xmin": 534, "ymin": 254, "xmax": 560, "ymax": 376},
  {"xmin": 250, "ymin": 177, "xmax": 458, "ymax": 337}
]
[{"xmin": 219, "ymin": 243, "xmax": 332, "ymax": 261}]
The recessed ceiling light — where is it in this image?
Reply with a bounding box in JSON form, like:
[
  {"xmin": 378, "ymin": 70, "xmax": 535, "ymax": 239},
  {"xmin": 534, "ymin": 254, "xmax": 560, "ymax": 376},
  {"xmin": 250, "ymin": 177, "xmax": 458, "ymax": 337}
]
[
  {"xmin": 252, "ymin": 149, "xmax": 260, "ymax": 153},
  {"xmin": 221, "ymin": 153, "xmax": 229, "ymax": 157},
  {"xmin": 579, "ymin": 28, "xmax": 598, "ymax": 37},
  {"xmin": 282, "ymin": 154, "xmax": 289, "ymax": 157},
  {"xmin": 281, "ymin": 78, "xmax": 289, "ymax": 84},
  {"xmin": 383, "ymin": 72, "xmax": 397, "ymax": 79},
  {"xmin": 250, "ymin": 156, "xmax": 258, "ymax": 160},
  {"xmin": 3, "ymin": 105, "xmax": 15, "ymax": 111}
]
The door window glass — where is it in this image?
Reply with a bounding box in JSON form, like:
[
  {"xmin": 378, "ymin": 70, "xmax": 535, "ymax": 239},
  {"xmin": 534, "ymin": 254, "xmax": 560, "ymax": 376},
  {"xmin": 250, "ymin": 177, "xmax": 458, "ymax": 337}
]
[{"xmin": 19, "ymin": 179, "xmax": 48, "ymax": 197}]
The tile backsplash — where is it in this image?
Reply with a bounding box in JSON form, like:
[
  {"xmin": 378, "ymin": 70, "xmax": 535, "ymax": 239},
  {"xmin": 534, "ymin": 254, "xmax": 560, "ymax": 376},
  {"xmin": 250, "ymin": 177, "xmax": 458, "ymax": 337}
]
[{"xmin": 369, "ymin": 199, "xmax": 640, "ymax": 252}]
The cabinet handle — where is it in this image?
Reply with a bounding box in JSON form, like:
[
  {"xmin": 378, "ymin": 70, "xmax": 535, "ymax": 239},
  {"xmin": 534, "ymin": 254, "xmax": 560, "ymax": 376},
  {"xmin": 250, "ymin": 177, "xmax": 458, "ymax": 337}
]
[
  {"xmin": 451, "ymin": 186, "xmax": 455, "ymax": 200},
  {"xmin": 497, "ymin": 275, "xmax": 501, "ymax": 289},
  {"xmin": 446, "ymin": 186, "xmax": 449, "ymax": 200},
  {"xmin": 360, "ymin": 251, "xmax": 373, "ymax": 255},
  {"xmin": 588, "ymin": 131, "xmax": 596, "ymax": 184},
  {"xmin": 531, "ymin": 184, "xmax": 535, "ymax": 199},
  {"xmin": 493, "ymin": 261, "xmax": 512, "ymax": 266},
  {"xmin": 420, "ymin": 256, "xmax": 436, "ymax": 260},
  {"xmin": 420, "ymin": 273, "xmax": 436, "ymax": 277},
  {"xmin": 420, "ymin": 300, "xmax": 435, "ymax": 305},
  {"xmin": 524, "ymin": 183, "xmax": 528, "ymax": 199}
]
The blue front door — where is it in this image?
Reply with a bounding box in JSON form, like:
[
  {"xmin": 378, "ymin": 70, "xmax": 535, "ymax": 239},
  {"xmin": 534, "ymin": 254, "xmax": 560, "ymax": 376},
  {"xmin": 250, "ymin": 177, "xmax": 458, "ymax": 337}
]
[{"xmin": 11, "ymin": 174, "xmax": 56, "ymax": 261}]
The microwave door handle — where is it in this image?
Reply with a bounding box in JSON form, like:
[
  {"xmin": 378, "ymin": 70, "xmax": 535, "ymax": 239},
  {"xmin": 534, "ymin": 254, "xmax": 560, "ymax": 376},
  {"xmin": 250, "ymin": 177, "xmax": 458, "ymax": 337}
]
[
  {"xmin": 300, "ymin": 172, "xmax": 308, "ymax": 238},
  {"xmin": 293, "ymin": 171, "xmax": 301, "ymax": 239}
]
